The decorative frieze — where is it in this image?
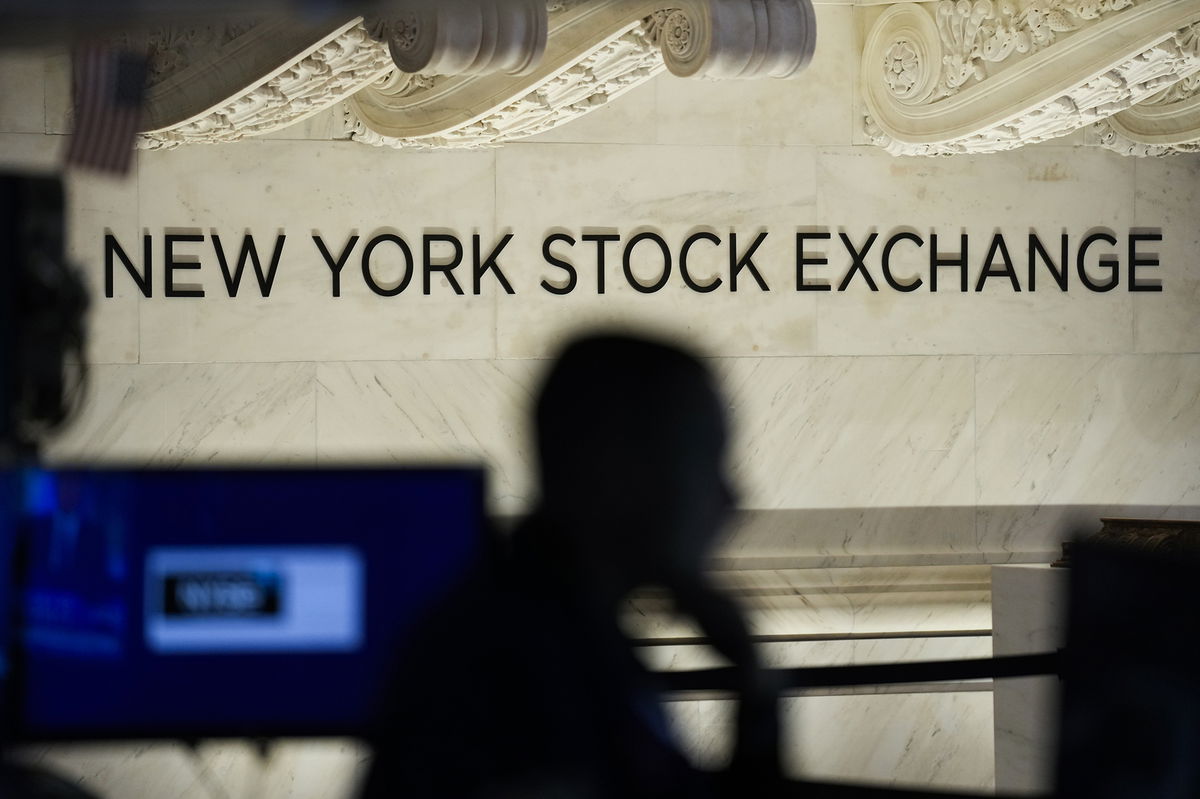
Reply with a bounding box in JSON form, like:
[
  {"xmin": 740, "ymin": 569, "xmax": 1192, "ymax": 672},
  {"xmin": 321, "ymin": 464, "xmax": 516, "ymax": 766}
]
[
  {"xmin": 1093, "ymin": 24, "xmax": 1200, "ymax": 155},
  {"xmin": 862, "ymin": 0, "xmax": 1200, "ymax": 155},
  {"xmin": 139, "ymin": 22, "xmax": 394, "ymax": 149},
  {"xmin": 137, "ymin": 0, "xmax": 817, "ymax": 151},
  {"xmin": 342, "ymin": 15, "xmax": 668, "ymax": 148},
  {"xmin": 935, "ymin": 0, "xmax": 1139, "ymax": 97},
  {"xmin": 130, "ymin": 0, "xmax": 1200, "ymax": 155}
]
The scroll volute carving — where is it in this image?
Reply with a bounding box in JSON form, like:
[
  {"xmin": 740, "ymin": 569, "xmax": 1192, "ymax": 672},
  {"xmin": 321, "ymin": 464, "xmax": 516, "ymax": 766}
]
[
  {"xmin": 369, "ymin": 0, "xmax": 549, "ymax": 77},
  {"xmin": 659, "ymin": 0, "xmax": 817, "ymax": 79},
  {"xmin": 366, "ymin": 0, "xmax": 817, "ymax": 82}
]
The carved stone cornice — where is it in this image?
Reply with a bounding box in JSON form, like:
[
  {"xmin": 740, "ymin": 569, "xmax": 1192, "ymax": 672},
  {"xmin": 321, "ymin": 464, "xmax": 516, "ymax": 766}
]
[
  {"xmin": 343, "ymin": 0, "xmax": 817, "ymax": 148},
  {"xmin": 139, "ymin": 20, "xmax": 395, "ymax": 149},
  {"xmin": 342, "ymin": 7, "xmax": 668, "ymax": 149},
  {"xmin": 1094, "ymin": 41, "xmax": 1200, "ymax": 155},
  {"xmin": 136, "ymin": 17, "xmax": 359, "ymax": 135},
  {"xmin": 862, "ymin": 0, "xmax": 1200, "ymax": 156},
  {"xmin": 136, "ymin": 0, "xmax": 816, "ymax": 150}
]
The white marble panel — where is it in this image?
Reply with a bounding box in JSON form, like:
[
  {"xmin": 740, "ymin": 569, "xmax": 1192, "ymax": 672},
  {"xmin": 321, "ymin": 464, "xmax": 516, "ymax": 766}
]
[
  {"xmin": 261, "ymin": 107, "xmax": 349, "ymax": 141},
  {"xmin": 714, "ymin": 563, "xmax": 991, "ymax": 592},
  {"xmin": 715, "ymin": 355, "xmax": 975, "ymax": 511},
  {"xmin": 814, "ymin": 146, "xmax": 1137, "ymax": 355},
  {"xmin": 626, "ymin": 592, "xmax": 989, "ymax": 640},
  {"xmin": 992, "ymin": 565, "xmax": 1068, "ymax": 795},
  {"xmin": 43, "ymin": 49, "xmax": 71, "ymax": 135},
  {"xmin": 667, "ymin": 691, "xmax": 995, "ymax": 789},
  {"xmin": 494, "ymin": 143, "xmax": 819, "ymax": 358},
  {"xmin": 850, "ymin": 634, "xmax": 990, "ymax": 666},
  {"xmin": 1133, "ymin": 155, "xmax": 1200, "ymax": 353},
  {"xmin": 0, "ymin": 131, "xmax": 61, "ymax": 172},
  {"xmin": 714, "ymin": 507, "xmax": 978, "ymax": 563},
  {"xmin": 528, "ymin": 76, "xmax": 658, "ymax": 144},
  {"xmin": 16, "ymin": 740, "xmax": 367, "ymax": 799},
  {"xmin": 13, "ymin": 742, "xmax": 256, "ymax": 799},
  {"xmin": 790, "ymin": 691, "xmax": 994, "ymax": 789},
  {"xmin": 974, "ymin": 355, "xmax": 1200, "ymax": 555},
  {"xmin": 0, "ymin": 50, "xmax": 48, "ymax": 134},
  {"xmin": 666, "ymin": 697, "xmax": 736, "ymax": 769},
  {"xmin": 315, "ymin": 359, "xmax": 541, "ymax": 514},
  {"xmin": 847, "ymin": 590, "xmax": 992, "ymax": 635},
  {"xmin": 638, "ymin": 634, "xmax": 989, "ymax": 673},
  {"xmin": 254, "ymin": 740, "xmax": 370, "ymax": 799},
  {"xmin": 621, "ymin": 590, "xmax": 856, "ymax": 640},
  {"xmin": 135, "ymin": 141, "xmax": 497, "ymax": 363},
  {"xmin": 973, "ymin": 502, "xmax": 1200, "ymax": 560},
  {"xmin": 624, "ymin": 564, "xmax": 991, "ymax": 640},
  {"xmin": 43, "ymin": 362, "xmax": 317, "ymax": 464},
  {"xmin": 655, "ymin": 5, "xmax": 855, "ymax": 147},
  {"xmin": 66, "ymin": 164, "xmax": 141, "ymax": 364}
]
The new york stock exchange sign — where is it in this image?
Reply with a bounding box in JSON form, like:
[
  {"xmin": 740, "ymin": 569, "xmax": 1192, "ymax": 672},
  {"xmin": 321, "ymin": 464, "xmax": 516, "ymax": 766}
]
[{"xmin": 102, "ymin": 227, "xmax": 1165, "ymax": 299}]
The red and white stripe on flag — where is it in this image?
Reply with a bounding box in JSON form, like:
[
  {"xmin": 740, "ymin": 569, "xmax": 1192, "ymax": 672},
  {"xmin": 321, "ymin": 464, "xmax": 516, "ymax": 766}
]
[{"xmin": 66, "ymin": 44, "xmax": 147, "ymax": 175}]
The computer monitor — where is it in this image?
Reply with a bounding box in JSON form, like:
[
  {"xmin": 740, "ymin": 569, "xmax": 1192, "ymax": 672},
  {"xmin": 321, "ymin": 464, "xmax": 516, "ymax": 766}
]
[{"xmin": 3, "ymin": 466, "xmax": 486, "ymax": 740}]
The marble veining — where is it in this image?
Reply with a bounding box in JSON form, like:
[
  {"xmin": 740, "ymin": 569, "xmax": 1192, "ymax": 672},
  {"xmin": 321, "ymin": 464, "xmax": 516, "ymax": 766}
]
[
  {"xmin": 44, "ymin": 363, "xmax": 317, "ymax": 465},
  {"xmin": 13, "ymin": 740, "xmax": 369, "ymax": 799},
  {"xmin": 667, "ymin": 692, "xmax": 995, "ymax": 790},
  {"xmin": 717, "ymin": 356, "xmax": 975, "ymax": 511},
  {"xmin": 1132, "ymin": 156, "xmax": 1200, "ymax": 354},
  {"xmin": 991, "ymin": 565, "xmax": 1068, "ymax": 794},
  {"xmin": 315, "ymin": 359, "xmax": 540, "ymax": 513}
]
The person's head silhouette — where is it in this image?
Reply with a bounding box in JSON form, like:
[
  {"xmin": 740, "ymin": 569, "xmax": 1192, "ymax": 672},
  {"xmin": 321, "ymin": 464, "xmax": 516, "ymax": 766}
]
[
  {"xmin": 362, "ymin": 331, "xmax": 781, "ymax": 799},
  {"xmin": 533, "ymin": 332, "xmax": 735, "ymax": 595},
  {"xmin": 530, "ymin": 332, "xmax": 780, "ymax": 785}
]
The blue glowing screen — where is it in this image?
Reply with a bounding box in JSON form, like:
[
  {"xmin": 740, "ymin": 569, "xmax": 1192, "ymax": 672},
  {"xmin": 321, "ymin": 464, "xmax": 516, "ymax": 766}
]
[{"xmin": 2, "ymin": 467, "xmax": 485, "ymax": 739}]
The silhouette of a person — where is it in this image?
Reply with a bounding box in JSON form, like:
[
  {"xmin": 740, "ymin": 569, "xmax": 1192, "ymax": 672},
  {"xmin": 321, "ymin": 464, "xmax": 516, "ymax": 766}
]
[{"xmin": 362, "ymin": 333, "xmax": 780, "ymax": 799}]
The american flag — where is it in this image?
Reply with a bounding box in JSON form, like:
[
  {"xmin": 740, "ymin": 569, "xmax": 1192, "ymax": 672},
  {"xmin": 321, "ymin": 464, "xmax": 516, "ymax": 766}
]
[{"xmin": 66, "ymin": 43, "xmax": 147, "ymax": 175}]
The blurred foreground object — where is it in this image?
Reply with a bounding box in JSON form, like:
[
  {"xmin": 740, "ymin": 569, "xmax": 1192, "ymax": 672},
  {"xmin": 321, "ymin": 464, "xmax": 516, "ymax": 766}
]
[
  {"xmin": 2, "ymin": 468, "xmax": 485, "ymax": 740},
  {"xmin": 364, "ymin": 333, "xmax": 779, "ymax": 798},
  {"xmin": 1053, "ymin": 518, "xmax": 1200, "ymax": 567},
  {"xmin": 65, "ymin": 44, "xmax": 147, "ymax": 175},
  {"xmin": 0, "ymin": 176, "xmax": 88, "ymax": 462},
  {"xmin": 1056, "ymin": 540, "xmax": 1200, "ymax": 799}
]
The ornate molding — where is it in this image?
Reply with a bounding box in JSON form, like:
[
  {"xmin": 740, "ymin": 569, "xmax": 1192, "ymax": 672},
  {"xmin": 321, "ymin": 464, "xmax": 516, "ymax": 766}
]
[
  {"xmin": 138, "ymin": 20, "xmax": 394, "ymax": 148},
  {"xmin": 1094, "ymin": 27, "xmax": 1200, "ymax": 155},
  {"xmin": 136, "ymin": 0, "xmax": 816, "ymax": 150},
  {"xmin": 935, "ymin": 0, "xmax": 1140, "ymax": 98},
  {"xmin": 342, "ymin": 13, "xmax": 668, "ymax": 149},
  {"xmin": 344, "ymin": 0, "xmax": 816, "ymax": 149},
  {"xmin": 862, "ymin": 0, "xmax": 1200, "ymax": 156}
]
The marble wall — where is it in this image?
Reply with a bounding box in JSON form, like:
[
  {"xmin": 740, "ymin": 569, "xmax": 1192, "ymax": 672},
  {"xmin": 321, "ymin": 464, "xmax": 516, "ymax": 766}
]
[
  {"xmin": 991, "ymin": 565, "xmax": 1069, "ymax": 795},
  {"xmin": 2, "ymin": 3, "xmax": 1199, "ymax": 795}
]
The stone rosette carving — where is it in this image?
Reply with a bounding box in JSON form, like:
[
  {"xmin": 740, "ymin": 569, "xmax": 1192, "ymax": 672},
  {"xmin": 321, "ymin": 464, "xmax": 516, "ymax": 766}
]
[
  {"xmin": 862, "ymin": 0, "xmax": 1200, "ymax": 155},
  {"xmin": 884, "ymin": 40, "xmax": 921, "ymax": 96}
]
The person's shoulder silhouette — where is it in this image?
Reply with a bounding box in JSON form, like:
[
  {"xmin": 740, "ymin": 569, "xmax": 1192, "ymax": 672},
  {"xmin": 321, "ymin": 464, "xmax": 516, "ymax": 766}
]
[{"xmin": 362, "ymin": 332, "xmax": 777, "ymax": 799}]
